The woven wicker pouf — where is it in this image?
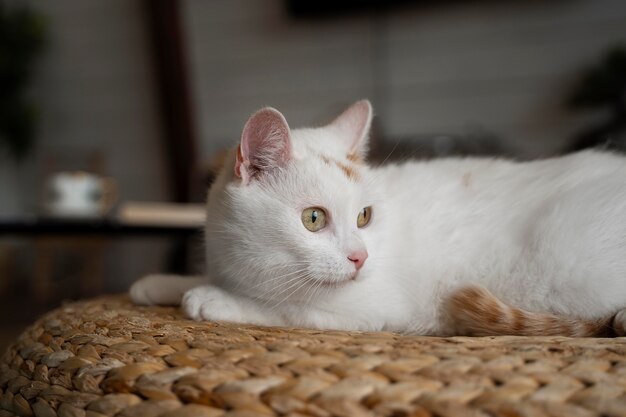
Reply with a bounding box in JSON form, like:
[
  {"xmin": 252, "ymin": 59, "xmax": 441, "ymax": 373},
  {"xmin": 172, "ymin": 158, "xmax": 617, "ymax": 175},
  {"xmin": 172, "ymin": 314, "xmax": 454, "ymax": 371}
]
[{"xmin": 2, "ymin": 297, "xmax": 626, "ymax": 417}]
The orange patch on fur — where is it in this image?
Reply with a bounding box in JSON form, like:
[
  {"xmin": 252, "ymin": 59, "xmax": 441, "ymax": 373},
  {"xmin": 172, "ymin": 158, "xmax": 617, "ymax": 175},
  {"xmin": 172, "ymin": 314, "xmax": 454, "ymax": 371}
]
[
  {"xmin": 462, "ymin": 172, "xmax": 472, "ymax": 187},
  {"xmin": 449, "ymin": 286, "xmax": 503, "ymax": 325},
  {"xmin": 318, "ymin": 154, "xmax": 361, "ymax": 180},
  {"xmin": 335, "ymin": 160, "xmax": 360, "ymax": 181},
  {"xmin": 347, "ymin": 153, "xmax": 363, "ymax": 164},
  {"xmin": 511, "ymin": 308, "xmax": 526, "ymax": 332},
  {"xmin": 584, "ymin": 319, "xmax": 613, "ymax": 337},
  {"xmin": 447, "ymin": 285, "xmax": 616, "ymax": 337},
  {"xmin": 546, "ymin": 316, "xmax": 569, "ymax": 334}
]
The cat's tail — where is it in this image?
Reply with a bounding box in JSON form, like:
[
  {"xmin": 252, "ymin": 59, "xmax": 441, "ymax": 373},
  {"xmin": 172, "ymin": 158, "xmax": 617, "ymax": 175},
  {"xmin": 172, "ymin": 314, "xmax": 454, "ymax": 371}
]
[
  {"xmin": 129, "ymin": 274, "xmax": 207, "ymax": 306},
  {"xmin": 447, "ymin": 285, "xmax": 615, "ymax": 337}
]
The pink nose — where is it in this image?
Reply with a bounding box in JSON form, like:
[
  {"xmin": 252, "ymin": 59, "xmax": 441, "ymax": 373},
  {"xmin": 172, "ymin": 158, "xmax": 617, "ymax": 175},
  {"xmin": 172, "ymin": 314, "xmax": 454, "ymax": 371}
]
[{"xmin": 348, "ymin": 250, "xmax": 368, "ymax": 270}]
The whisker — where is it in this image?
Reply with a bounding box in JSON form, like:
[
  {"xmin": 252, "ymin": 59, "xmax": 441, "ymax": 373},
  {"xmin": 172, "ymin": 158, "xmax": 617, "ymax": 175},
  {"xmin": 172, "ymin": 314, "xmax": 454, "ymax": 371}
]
[
  {"xmin": 255, "ymin": 271, "xmax": 309, "ymax": 303},
  {"xmin": 259, "ymin": 273, "xmax": 311, "ymax": 307},
  {"xmin": 270, "ymin": 274, "xmax": 314, "ymax": 310},
  {"xmin": 244, "ymin": 268, "xmax": 308, "ymax": 294}
]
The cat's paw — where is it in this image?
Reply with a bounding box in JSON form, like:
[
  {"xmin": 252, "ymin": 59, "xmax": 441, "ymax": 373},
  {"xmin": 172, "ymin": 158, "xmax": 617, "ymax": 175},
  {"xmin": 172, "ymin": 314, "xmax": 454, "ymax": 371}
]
[
  {"xmin": 613, "ymin": 309, "xmax": 626, "ymax": 336},
  {"xmin": 182, "ymin": 286, "xmax": 246, "ymax": 323},
  {"xmin": 129, "ymin": 274, "xmax": 184, "ymax": 306}
]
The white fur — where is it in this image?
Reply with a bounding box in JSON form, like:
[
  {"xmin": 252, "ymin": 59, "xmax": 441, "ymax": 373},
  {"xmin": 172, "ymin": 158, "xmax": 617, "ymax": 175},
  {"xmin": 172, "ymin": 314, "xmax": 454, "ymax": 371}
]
[
  {"xmin": 130, "ymin": 275, "xmax": 205, "ymax": 306},
  {"xmin": 130, "ymin": 101, "xmax": 626, "ymax": 335}
]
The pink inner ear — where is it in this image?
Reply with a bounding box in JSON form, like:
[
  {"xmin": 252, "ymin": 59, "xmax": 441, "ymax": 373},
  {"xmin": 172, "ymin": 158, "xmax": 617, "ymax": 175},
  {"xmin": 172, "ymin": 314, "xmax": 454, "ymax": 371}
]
[
  {"xmin": 331, "ymin": 100, "xmax": 373, "ymax": 156},
  {"xmin": 235, "ymin": 108, "xmax": 292, "ymax": 183},
  {"xmin": 234, "ymin": 145, "xmax": 249, "ymax": 182}
]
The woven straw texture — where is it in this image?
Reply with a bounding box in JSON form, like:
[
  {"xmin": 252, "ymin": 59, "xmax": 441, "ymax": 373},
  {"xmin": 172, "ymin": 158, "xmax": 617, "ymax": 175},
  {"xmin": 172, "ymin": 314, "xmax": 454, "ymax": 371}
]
[{"xmin": 2, "ymin": 296, "xmax": 626, "ymax": 417}]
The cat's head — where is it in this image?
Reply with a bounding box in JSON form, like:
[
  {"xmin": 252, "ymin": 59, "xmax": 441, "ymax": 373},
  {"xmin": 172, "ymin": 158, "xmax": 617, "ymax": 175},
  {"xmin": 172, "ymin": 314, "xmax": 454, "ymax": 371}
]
[{"xmin": 205, "ymin": 100, "xmax": 379, "ymax": 303}]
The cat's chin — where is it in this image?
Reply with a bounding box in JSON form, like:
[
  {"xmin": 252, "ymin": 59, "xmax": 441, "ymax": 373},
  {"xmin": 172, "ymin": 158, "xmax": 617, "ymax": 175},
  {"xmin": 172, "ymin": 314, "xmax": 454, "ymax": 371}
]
[
  {"xmin": 318, "ymin": 280, "xmax": 351, "ymax": 288},
  {"xmin": 314, "ymin": 273, "xmax": 358, "ymax": 288}
]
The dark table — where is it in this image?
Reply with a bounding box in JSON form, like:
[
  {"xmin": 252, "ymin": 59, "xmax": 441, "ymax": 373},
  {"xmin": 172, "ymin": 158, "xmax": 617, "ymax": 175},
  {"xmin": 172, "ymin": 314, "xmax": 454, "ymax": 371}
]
[
  {"xmin": 0, "ymin": 216, "xmax": 202, "ymax": 301},
  {"xmin": 0, "ymin": 217, "xmax": 202, "ymax": 237}
]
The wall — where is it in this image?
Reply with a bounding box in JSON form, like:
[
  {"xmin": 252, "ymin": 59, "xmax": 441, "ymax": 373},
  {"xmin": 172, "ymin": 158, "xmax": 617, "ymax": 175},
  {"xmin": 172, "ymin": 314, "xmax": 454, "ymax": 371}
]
[
  {"xmin": 183, "ymin": 0, "xmax": 626, "ymax": 158},
  {"xmin": 1, "ymin": 0, "xmax": 170, "ymax": 291}
]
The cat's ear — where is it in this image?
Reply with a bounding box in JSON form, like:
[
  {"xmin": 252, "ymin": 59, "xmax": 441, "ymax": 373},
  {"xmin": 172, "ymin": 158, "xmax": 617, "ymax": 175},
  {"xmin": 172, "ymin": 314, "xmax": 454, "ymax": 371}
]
[
  {"xmin": 235, "ymin": 108, "xmax": 293, "ymax": 184},
  {"xmin": 331, "ymin": 100, "xmax": 373, "ymax": 159}
]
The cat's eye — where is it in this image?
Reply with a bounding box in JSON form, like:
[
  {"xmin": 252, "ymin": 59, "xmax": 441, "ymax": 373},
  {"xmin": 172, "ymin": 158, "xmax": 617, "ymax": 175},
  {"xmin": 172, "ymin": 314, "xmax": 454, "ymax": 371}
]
[
  {"xmin": 357, "ymin": 206, "xmax": 372, "ymax": 228},
  {"xmin": 302, "ymin": 207, "xmax": 327, "ymax": 232}
]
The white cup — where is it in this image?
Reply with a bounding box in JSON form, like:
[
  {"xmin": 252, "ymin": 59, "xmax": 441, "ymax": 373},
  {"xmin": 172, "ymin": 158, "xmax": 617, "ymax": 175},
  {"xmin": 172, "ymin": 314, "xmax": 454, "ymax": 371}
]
[{"xmin": 44, "ymin": 171, "xmax": 117, "ymax": 218}]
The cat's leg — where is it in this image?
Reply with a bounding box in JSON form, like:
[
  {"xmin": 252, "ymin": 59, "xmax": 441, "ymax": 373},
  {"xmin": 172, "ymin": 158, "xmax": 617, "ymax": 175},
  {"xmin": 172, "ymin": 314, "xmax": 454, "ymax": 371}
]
[
  {"xmin": 182, "ymin": 285, "xmax": 286, "ymax": 326},
  {"xmin": 130, "ymin": 274, "xmax": 206, "ymax": 306}
]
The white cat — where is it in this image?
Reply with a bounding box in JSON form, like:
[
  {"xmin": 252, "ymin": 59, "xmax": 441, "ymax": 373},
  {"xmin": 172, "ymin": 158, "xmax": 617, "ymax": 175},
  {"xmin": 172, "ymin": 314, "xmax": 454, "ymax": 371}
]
[{"xmin": 131, "ymin": 100, "xmax": 626, "ymax": 336}]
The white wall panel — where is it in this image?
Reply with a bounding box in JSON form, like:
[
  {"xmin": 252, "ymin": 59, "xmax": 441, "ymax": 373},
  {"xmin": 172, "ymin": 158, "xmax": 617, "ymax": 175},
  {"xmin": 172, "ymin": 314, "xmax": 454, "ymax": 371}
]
[{"xmin": 184, "ymin": 0, "xmax": 626, "ymax": 158}]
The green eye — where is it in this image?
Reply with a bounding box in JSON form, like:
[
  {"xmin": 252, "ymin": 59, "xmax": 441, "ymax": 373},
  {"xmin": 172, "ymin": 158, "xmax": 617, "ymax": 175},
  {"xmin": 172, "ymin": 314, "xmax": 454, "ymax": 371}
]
[
  {"xmin": 302, "ymin": 207, "xmax": 327, "ymax": 232},
  {"xmin": 357, "ymin": 206, "xmax": 372, "ymax": 228}
]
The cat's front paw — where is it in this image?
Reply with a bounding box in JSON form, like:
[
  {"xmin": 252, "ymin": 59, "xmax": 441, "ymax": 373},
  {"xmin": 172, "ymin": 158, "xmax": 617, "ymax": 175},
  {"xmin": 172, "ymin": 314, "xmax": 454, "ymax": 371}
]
[
  {"xmin": 182, "ymin": 286, "xmax": 246, "ymax": 323},
  {"xmin": 130, "ymin": 274, "xmax": 172, "ymax": 306}
]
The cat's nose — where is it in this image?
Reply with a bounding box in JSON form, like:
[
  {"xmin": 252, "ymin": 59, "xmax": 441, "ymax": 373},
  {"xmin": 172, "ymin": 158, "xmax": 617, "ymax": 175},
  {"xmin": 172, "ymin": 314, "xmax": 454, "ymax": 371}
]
[{"xmin": 348, "ymin": 250, "xmax": 368, "ymax": 270}]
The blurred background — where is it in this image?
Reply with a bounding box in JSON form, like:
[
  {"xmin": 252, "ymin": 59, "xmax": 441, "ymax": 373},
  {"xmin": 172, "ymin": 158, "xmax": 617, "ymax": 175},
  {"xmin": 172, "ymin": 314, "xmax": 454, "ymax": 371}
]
[{"xmin": 1, "ymin": 0, "xmax": 625, "ymax": 348}]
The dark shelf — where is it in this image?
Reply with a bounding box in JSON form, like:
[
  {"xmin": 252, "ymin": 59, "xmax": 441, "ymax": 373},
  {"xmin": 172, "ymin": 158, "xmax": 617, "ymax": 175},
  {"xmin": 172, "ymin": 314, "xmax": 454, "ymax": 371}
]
[{"xmin": 0, "ymin": 217, "xmax": 202, "ymax": 237}]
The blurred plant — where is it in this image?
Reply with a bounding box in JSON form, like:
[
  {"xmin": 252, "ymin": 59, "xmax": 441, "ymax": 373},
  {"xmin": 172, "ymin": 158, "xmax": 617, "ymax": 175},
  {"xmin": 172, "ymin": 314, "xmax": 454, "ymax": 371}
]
[
  {"xmin": 0, "ymin": 2, "xmax": 46, "ymax": 160},
  {"xmin": 566, "ymin": 46, "xmax": 626, "ymax": 152}
]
